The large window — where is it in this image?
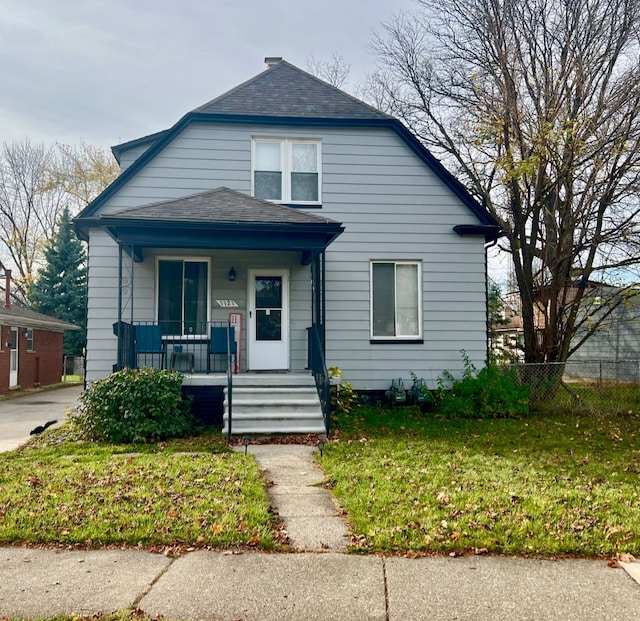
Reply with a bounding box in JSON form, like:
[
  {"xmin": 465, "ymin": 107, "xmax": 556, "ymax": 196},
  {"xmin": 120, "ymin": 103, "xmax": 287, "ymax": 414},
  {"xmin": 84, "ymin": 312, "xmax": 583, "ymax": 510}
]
[
  {"xmin": 157, "ymin": 259, "xmax": 209, "ymax": 335},
  {"xmin": 371, "ymin": 261, "xmax": 421, "ymax": 339},
  {"xmin": 252, "ymin": 138, "xmax": 321, "ymax": 204}
]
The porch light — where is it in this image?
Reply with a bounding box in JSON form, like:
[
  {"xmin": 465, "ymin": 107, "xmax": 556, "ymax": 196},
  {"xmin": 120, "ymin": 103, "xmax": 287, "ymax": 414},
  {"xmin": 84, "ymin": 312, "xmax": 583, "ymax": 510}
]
[{"xmin": 228, "ymin": 267, "xmax": 237, "ymax": 282}]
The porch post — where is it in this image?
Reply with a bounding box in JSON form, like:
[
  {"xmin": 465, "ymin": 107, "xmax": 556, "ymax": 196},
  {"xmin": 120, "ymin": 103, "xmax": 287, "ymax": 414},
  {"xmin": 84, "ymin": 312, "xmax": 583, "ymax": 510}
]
[
  {"xmin": 117, "ymin": 244, "xmax": 123, "ymax": 369},
  {"xmin": 320, "ymin": 250, "xmax": 326, "ymax": 352}
]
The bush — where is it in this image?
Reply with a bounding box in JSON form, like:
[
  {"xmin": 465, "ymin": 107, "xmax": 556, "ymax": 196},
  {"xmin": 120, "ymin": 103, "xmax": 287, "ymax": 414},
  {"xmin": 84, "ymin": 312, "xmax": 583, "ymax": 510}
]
[
  {"xmin": 72, "ymin": 367, "xmax": 195, "ymax": 443},
  {"xmin": 436, "ymin": 353, "xmax": 530, "ymax": 418},
  {"xmin": 329, "ymin": 365, "xmax": 359, "ymax": 414}
]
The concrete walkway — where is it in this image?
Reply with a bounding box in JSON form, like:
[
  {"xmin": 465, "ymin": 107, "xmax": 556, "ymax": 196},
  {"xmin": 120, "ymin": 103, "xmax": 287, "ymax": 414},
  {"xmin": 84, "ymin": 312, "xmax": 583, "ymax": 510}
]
[
  {"xmin": 236, "ymin": 444, "xmax": 350, "ymax": 551},
  {"xmin": 1, "ymin": 547, "xmax": 639, "ymax": 620}
]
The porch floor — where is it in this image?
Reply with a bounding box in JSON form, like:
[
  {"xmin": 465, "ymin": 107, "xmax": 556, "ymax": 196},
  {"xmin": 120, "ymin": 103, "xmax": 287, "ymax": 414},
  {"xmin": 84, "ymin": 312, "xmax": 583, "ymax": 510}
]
[{"xmin": 181, "ymin": 371, "xmax": 314, "ymax": 388}]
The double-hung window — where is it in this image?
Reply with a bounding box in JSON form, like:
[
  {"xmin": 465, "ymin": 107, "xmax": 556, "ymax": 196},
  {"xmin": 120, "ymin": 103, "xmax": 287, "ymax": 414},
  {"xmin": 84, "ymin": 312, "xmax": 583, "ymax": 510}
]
[
  {"xmin": 25, "ymin": 328, "xmax": 34, "ymax": 351},
  {"xmin": 157, "ymin": 258, "xmax": 209, "ymax": 335},
  {"xmin": 252, "ymin": 138, "xmax": 321, "ymax": 204},
  {"xmin": 371, "ymin": 261, "xmax": 422, "ymax": 339}
]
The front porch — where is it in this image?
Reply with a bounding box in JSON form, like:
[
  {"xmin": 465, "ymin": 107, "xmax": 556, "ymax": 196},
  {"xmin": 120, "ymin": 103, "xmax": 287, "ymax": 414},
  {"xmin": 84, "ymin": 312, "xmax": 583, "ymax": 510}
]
[
  {"xmin": 78, "ymin": 188, "xmax": 343, "ymax": 435},
  {"xmin": 114, "ymin": 319, "xmax": 331, "ymax": 435}
]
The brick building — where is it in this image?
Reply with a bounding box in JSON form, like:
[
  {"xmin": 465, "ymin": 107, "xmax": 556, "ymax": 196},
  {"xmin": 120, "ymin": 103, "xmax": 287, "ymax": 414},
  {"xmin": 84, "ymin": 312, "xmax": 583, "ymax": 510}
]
[{"xmin": 0, "ymin": 303, "xmax": 78, "ymax": 395}]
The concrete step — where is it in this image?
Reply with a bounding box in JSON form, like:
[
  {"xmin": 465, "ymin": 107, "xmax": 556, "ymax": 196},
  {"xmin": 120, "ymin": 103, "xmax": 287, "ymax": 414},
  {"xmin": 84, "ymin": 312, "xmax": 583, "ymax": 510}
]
[
  {"xmin": 226, "ymin": 410, "xmax": 323, "ymax": 421},
  {"xmin": 231, "ymin": 387, "xmax": 319, "ymax": 400},
  {"xmin": 222, "ymin": 419, "xmax": 326, "ymax": 435},
  {"xmin": 223, "ymin": 375, "xmax": 325, "ymax": 435},
  {"xmin": 227, "ymin": 401, "xmax": 322, "ymax": 415},
  {"xmin": 232, "ymin": 373, "xmax": 315, "ymax": 387}
]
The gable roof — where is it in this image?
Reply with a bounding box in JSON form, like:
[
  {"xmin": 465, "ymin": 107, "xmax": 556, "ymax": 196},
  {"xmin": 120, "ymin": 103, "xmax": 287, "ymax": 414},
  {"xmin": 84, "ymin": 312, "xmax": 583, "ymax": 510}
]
[
  {"xmin": 0, "ymin": 305, "xmax": 79, "ymax": 332},
  {"xmin": 104, "ymin": 187, "xmax": 340, "ymax": 226},
  {"xmin": 76, "ymin": 59, "xmax": 500, "ymax": 239}
]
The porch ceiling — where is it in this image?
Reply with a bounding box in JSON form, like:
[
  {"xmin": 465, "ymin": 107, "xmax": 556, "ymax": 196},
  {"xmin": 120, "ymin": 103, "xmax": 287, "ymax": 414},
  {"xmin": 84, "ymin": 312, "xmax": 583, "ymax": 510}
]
[{"xmin": 79, "ymin": 187, "xmax": 344, "ymax": 262}]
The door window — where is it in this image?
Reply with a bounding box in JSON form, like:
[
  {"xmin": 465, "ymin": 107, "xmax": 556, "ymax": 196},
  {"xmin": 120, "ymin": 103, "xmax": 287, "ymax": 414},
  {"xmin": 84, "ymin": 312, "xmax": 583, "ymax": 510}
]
[{"xmin": 255, "ymin": 276, "xmax": 282, "ymax": 341}]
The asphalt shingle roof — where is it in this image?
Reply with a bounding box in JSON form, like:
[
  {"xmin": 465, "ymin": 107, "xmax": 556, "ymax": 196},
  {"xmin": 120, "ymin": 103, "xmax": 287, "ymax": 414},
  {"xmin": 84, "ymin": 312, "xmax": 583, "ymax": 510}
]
[
  {"xmin": 193, "ymin": 60, "xmax": 392, "ymax": 120},
  {"xmin": 105, "ymin": 187, "xmax": 340, "ymax": 226},
  {"xmin": 0, "ymin": 305, "xmax": 79, "ymax": 332}
]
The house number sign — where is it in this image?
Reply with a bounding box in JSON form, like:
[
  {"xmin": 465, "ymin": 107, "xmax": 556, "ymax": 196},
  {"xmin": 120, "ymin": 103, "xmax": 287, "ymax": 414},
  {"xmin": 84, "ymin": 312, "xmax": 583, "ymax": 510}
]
[{"xmin": 216, "ymin": 299, "xmax": 239, "ymax": 308}]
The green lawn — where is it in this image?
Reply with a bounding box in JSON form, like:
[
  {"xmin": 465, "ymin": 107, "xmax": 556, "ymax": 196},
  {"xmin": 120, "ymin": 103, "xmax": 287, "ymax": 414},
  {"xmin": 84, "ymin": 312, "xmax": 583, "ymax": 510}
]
[
  {"xmin": 320, "ymin": 405, "xmax": 640, "ymax": 558},
  {"xmin": 3, "ymin": 405, "xmax": 639, "ymax": 559},
  {"xmin": 0, "ymin": 429, "xmax": 280, "ymax": 550}
]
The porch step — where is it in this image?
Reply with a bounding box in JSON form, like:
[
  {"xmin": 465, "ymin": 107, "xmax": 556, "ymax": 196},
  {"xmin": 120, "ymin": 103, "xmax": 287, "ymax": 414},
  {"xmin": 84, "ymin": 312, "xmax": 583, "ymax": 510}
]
[{"xmin": 222, "ymin": 374, "xmax": 325, "ymax": 435}]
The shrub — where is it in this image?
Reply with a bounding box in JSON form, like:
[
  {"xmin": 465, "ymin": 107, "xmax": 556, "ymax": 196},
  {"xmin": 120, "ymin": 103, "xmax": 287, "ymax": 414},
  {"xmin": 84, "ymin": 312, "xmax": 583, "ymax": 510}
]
[
  {"xmin": 329, "ymin": 365, "xmax": 359, "ymax": 414},
  {"xmin": 72, "ymin": 367, "xmax": 195, "ymax": 443},
  {"xmin": 436, "ymin": 353, "xmax": 530, "ymax": 418}
]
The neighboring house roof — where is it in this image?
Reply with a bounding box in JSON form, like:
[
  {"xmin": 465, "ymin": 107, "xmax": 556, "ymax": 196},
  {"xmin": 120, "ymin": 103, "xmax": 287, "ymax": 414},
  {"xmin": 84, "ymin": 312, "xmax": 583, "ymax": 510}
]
[
  {"xmin": 0, "ymin": 306, "xmax": 79, "ymax": 332},
  {"xmin": 105, "ymin": 187, "xmax": 341, "ymax": 226},
  {"xmin": 76, "ymin": 58, "xmax": 501, "ymax": 239}
]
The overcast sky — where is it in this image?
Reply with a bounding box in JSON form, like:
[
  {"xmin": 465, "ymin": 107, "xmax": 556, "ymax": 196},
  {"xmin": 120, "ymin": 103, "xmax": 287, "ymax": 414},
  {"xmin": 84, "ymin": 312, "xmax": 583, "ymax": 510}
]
[{"xmin": 0, "ymin": 0, "xmax": 416, "ymax": 150}]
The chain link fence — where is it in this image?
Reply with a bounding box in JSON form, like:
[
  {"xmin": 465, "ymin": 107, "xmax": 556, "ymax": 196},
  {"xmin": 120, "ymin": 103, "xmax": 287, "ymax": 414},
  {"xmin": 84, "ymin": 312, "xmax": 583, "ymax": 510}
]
[
  {"xmin": 63, "ymin": 356, "xmax": 85, "ymax": 382},
  {"xmin": 507, "ymin": 360, "xmax": 640, "ymax": 414}
]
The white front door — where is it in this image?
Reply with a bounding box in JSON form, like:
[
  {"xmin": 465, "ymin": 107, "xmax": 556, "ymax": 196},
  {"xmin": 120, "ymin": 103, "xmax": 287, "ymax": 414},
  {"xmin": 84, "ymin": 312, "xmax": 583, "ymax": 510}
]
[
  {"xmin": 9, "ymin": 328, "xmax": 18, "ymax": 387},
  {"xmin": 248, "ymin": 269, "xmax": 289, "ymax": 370}
]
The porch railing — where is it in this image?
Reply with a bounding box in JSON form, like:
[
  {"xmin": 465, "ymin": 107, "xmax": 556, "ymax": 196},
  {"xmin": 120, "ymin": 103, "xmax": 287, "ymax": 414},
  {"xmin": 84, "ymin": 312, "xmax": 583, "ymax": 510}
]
[
  {"xmin": 115, "ymin": 320, "xmax": 237, "ymax": 375},
  {"xmin": 308, "ymin": 323, "xmax": 330, "ymax": 434},
  {"xmin": 113, "ymin": 320, "xmax": 236, "ymax": 435}
]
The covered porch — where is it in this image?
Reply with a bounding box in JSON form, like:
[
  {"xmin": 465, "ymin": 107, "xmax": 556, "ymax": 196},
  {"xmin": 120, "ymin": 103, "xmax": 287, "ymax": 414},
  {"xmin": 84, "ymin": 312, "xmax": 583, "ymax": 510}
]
[{"xmin": 78, "ymin": 188, "xmax": 343, "ymax": 433}]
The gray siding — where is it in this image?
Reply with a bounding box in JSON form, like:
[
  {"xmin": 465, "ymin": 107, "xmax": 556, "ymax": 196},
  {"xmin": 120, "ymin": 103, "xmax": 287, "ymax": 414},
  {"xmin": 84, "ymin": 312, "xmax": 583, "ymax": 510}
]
[
  {"xmin": 118, "ymin": 143, "xmax": 156, "ymax": 171},
  {"xmin": 86, "ymin": 122, "xmax": 488, "ymax": 389}
]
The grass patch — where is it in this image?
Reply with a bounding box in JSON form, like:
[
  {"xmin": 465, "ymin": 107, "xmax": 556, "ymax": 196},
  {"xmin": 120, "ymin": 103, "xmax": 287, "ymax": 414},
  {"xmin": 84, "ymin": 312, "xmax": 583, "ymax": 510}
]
[
  {"xmin": 62, "ymin": 374, "xmax": 82, "ymax": 383},
  {"xmin": 2, "ymin": 611, "xmax": 164, "ymax": 621},
  {"xmin": 535, "ymin": 382, "xmax": 639, "ymax": 416},
  {"xmin": 0, "ymin": 428, "xmax": 279, "ymax": 550},
  {"xmin": 320, "ymin": 405, "xmax": 640, "ymax": 558}
]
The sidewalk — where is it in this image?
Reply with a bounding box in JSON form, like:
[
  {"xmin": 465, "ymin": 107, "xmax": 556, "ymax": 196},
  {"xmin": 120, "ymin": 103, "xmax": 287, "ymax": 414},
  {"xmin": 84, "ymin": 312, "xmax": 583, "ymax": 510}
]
[{"xmin": 1, "ymin": 547, "xmax": 639, "ymax": 620}]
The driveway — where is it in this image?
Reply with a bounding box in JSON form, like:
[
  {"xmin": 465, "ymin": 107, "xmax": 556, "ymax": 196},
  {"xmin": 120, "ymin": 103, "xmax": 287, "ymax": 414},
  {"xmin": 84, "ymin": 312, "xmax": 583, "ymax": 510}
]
[{"xmin": 0, "ymin": 385, "xmax": 83, "ymax": 453}]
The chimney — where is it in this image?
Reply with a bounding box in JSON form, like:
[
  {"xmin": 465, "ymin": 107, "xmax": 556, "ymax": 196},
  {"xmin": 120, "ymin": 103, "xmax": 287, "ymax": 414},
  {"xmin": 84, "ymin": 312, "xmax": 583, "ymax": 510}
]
[
  {"xmin": 264, "ymin": 57, "xmax": 282, "ymax": 69},
  {"xmin": 4, "ymin": 269, "xmax": 10, "ymax": 308}
]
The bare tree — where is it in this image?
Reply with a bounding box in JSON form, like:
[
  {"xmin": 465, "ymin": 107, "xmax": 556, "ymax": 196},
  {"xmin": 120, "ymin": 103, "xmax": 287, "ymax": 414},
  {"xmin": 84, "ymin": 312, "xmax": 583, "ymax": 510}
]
[
  {"xmin": 368, "ymin": 0, "xmax": 640, "ymax": 362},
  {"xmin": 306, "ymin": 53, "xmax": 351, "ymax": 88},
  {"xmin": 0, "ymin": 139, "xmax": 118, "ymax": 302},
  {"xmin": 53, "ymin": 140, "xmax": 119, "ymax": 210},
  {"xmin": 0, "ymin": 139, "xmax": 66, "ymax": 300}
]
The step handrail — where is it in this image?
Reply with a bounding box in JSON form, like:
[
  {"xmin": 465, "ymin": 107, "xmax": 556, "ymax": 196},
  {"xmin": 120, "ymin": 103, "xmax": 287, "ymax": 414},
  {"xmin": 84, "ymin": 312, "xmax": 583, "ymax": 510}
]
[
  {"xmin": 307, "ymin": 324, "xmax": 330, "ymax": 434},
  {"xmin": 226, "ymin": 322, "xmax": 234, "ymax": 440}
]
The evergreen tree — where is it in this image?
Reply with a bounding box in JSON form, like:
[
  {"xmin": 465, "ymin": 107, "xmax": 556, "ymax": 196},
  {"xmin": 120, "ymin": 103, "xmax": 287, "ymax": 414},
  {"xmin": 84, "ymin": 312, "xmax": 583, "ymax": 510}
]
[{"xmin": 29, "ymin": 207, "xmax": 87, "ymax": 355}]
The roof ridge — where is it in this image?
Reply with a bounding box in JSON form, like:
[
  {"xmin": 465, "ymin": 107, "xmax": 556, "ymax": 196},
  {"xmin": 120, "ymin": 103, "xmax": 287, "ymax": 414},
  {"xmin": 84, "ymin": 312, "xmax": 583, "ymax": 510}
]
[
  {"xmin": 272, "ymin": 60, "xmax": 393, "ymax": 119},
  {"xmin": 191, "ymin": 67, "xmax": 272, "ymax": 113},
  {"xmin": 192, "ymin": 59, "xmax": 391, "ymax": 120}
]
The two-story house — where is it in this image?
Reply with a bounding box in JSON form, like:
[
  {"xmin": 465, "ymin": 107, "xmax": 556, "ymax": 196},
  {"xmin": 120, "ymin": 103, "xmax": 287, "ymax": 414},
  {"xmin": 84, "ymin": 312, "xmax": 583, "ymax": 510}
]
[{"xmin": 75, "ymin": 57, "xmax": 500, "ymax": 434}]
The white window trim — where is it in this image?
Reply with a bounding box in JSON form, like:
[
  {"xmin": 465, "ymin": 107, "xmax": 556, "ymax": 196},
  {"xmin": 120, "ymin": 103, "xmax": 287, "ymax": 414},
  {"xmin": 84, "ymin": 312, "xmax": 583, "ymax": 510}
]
[
  {"xmin": 155, "ymin": 256, "xmax": 212, "ymax": 336},
  {"xmin": 251, "ymin": 137, "xmax": 322, "ymax": 205},
  {"xmin": 370, "ymin": 260, "xmax": 423, "ymax": 340},
  {"xmin": 25, "ymin": 328, "xmax": 34, "ymax": 351}
]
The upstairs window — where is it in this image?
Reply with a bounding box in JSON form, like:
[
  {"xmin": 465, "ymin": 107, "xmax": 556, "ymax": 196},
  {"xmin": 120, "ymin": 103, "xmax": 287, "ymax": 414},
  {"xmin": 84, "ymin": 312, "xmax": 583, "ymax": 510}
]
[
  {"xmin": 371, "ymin": 261, "xmax": 422, "ymax": 339},
  {"xmin": 253, "ymin": 139, "xmax": 321, "ymax": 204},
  {"xmin": 157, "ymin": 258, "xmax": 209, "ymax": 336}
]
